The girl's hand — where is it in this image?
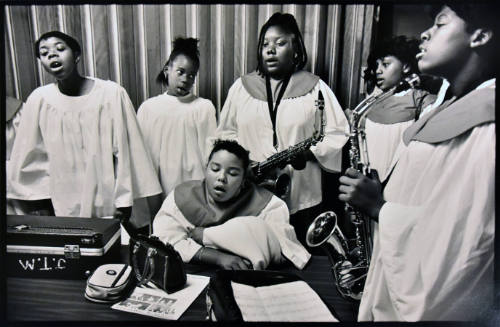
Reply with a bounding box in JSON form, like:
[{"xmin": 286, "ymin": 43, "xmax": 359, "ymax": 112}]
[
  {"xmin": 289, "ymin": 149, "xmax": 315, "ymax": 170},
  {"xmin": 113, "ymin": 207, "xmax": 132, "ymax": 221},
  {"xmin": 216, "ymin": 253, "xmax": 253, "ymax": 270},
  {"xmin": 188, "ymin": 227, "xmax": 205, "ymax": 244},
  {"xmin": 338, "ymin": 168, "xmax": 385, "ymax": 220},
  {"xmin": 113, "ymin": 207, "xmax": 134, "ymax": 235},
  {"xmin": 24, "ymin": 199, "xmax": 55, "ymax": 216}
]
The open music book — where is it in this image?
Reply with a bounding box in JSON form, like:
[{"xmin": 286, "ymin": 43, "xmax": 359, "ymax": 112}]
[{"xmin": 231, "ymin": 280, "xmax": 338, "ymax": 322}]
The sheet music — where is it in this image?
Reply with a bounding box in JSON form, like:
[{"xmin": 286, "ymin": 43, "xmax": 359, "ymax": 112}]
[{"xmin": 231, "ymin": 280, "xmax": 338, "ymax": 322}]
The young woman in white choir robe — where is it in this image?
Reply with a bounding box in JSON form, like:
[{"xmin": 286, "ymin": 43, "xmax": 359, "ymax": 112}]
[
  {"xmin": 362, "ymin": 35, "xmax": 438, "ymax": 182},
  {"xmin": 7, "ymin": 31, "xmax": 162, "ymax": 223},
  {"xmin": 339, "ymin": 4, "xmax": 496, "ymax": 321},
  {"xmin": 137, "ymin": 37, "xmax": 216, "ymax": 201},
  {"xmin": 213, "ymin": 13, "xmax": 349, "ymax": 247}
]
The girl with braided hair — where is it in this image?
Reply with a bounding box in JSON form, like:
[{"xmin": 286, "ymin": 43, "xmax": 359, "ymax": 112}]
[{"xmin": 137, "ymin": 37, "xmax": 217, "ymax": 201}]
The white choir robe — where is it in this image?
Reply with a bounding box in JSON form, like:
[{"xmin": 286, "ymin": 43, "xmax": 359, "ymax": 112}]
[
  {"xmin": 213, "ymin": 74, "xmax": 349, "ymax": 214},
  {"xmin": 365, "ymin": 119, "xmax": 414, "ymax": 182},
  {"xmin": 153, "ymin": 188, "xmax": 311, "ymax": 270},
  {"xmin": 6, "ymin": 97, "xmax": 26, "ymax": 214},
  {"xmin": 359, "ymin": 82, "xmax": 495, "ymax": 321},
  {"xmin": 137, "ymin": 92, "xmax": 216, "ymax": 199},
  {"xmin": 364, "ymin": 88, "xmax": 438, "ymax": 182},
  {"xmin": 6, "ymin": 97, "xmax": 24, "ymax": 161},
  {"xmin": 7, "ymin": 78, "xmax": 162, "ymax": 218}
]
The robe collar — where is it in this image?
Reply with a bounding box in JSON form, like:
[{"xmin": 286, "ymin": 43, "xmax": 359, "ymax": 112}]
[
  {"xmin": 241, "ymin": 70, "xmax": 319, "ymax": 101},
  {"xmin": 366, "ymin": 89, "xmax": 436, "ymax": 124},
  {"xmin": 163, "ymin": 92, "xmax": 196, "ymax": 104},
  {"xmin": 6, "ymin": 97, "xmax": 23, "ymax": 122},
  {"xmin": 174, "ymin": 180, "xmax": 274, "ymax": 227},
  {"xmin": 403, "ymin": 80, "xmax": 495, "ymax": 145}
]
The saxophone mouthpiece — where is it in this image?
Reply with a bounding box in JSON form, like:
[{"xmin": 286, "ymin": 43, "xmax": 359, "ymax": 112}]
[
  {"xmin": 318, "ymin": 90, "xmax": 324, "ymax": 101},
  {"xmin": 395, "ymin": 74, "xmax": 420, "ymax": 93},
  {"xmin": 395, "ymin": 74, "xmax": 443, "ymax": 94}
]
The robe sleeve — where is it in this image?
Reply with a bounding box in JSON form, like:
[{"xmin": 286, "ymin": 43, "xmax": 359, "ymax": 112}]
[
  {"xmin": 7, "ymin": 102, "xmax": 25, "ymax": 160},
  {"xmin": 111, "ymin": 86, "xmax": 162, "ymax": 208},
  {"xmin": 152, "ymin": 192, "xmax": 202, "ymax": 263},
  {"xmin": 202, "ymin": 196, "xmax": 311, "ymax": 269},
  {"xmin": 257, "ymin": 196, "xmax": 311, "ymax": 269},
  {"xmin": 196, "ymin": 100, "xmax": 217, "ymax": 165},
  {"xmin": 136, "ymin": 101, "xmax": 160, "ymax": 175},
  {"xmin": 7, "ymin": 91, "xmax": 51, "ymax": 200},
  {"xmin": 376, "ymin": 125, "xmax": 495, "ymax": 320},
  {"xmin": 309, "ymin": 80, "xmax": 349, "ymax": 172},
  {"xmin": 136, "ymin": 102, "xmax": 150, "ymax": 148}
]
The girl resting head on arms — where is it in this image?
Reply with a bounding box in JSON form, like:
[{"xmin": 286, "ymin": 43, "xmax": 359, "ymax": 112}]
[{"xmin": 153, "ymin": 139, "xmax": 311, "ymax": 270}]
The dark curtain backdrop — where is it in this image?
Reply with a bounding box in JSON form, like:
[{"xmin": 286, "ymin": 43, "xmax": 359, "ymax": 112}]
[{"xmin": 5, "ymin": 4, "xmax": 377, "ymax": 118}]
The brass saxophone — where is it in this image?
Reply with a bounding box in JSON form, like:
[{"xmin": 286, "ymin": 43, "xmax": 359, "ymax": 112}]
[
  {"xmin": 251, "ymin": 91, "xmax": 326, "ymax": 198},
  {"xmin": 305, "ymin": 74, "xmax": 421, "ymax": 301}
]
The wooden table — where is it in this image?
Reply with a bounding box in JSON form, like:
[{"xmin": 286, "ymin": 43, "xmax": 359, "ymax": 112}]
[{"xmin": 7, "ymin": 251, "xmax": 358, "ymax": 322}]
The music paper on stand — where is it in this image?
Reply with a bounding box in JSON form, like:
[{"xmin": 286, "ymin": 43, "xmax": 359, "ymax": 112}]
[{"xmin": 231, "ymin": 280, "xmax": 338, "ymax": 322}]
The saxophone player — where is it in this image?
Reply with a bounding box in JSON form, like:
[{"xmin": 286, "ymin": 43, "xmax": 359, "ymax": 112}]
[
  {"xmin": 362, "ymin": 35, "xmax": 439, "ymax": 183},
  {"xmin": 339, "ymin": 4, "xmax": 496, "ymax": 321},
  {"xmin": 213, "ymin": 13, "xmax": 349, "ymax": 248}
]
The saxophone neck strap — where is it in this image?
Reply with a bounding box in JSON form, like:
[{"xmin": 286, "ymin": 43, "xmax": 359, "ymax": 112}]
[{"xmin": 265, "ymin": 75, "xmax": 291, "ymax": 148}]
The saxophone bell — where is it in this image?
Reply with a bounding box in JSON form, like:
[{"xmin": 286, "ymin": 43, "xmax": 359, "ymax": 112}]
[
  {"xmin": 305, "ymin": 212, "xmax": 367, "ymax": 301},
  {"xmin": 256, "ymin": 172, "xmax": 290, "ymax": 200}
]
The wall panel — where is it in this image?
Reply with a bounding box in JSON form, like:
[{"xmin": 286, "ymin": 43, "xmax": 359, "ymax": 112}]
[
  {"xmin": 196, "ymin": 4, "xmax": 213, "ymax": 105},
  {"xmin": 244, "ymin": 5, "xmax": 259, "ymax": 82},
  {"xmin": 90, "ymin": 5, "xmax": 110, "ymax": 80},
  {"xmin": 221, "ymin": 5, "xmax": 235, "ymax": 106},
  {"xmin": 5, "ymin": 7, "xmax": 17, "ymax": 99},
  {"xmin": 5, "ymin": 4, "xmax": 377, "ymax": 114},
  {"xmin": 340, "ymin": 5, "xmax": 375, "ymax": 109},
  {"xmin": 144, "ymin": 4, "xmax": 163, "ymax": 99},
  {"xmin": 9, "ymin": 6, "xmax": 38, "ymax": 101}
]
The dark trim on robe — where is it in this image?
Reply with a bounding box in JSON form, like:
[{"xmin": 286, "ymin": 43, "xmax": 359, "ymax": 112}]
[
  {"xmin": 366, "ymin": 89, "xmax": 436, "ymax": 124},
  {"xmin": 241, "ymin": 70, "xmax": 320, "ymax": 101},
  {"xmin": 403, "ymin": 87, "xmax": 495, "ymax": 145},
  {"xmin": 174, "ymin": 180, "xmax": 274, "ymax": 227}
]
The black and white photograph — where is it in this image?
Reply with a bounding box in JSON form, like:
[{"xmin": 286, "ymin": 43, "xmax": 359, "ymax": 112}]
[{"xmin": 3, "ymin": 1, "xmax": 498, "ymax": 326}]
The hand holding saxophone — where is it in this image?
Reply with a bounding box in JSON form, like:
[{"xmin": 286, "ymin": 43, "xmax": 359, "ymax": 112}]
[
  {"xmin": 287, "ymin": 148, "xmax": 315, "ymax": 170},
  {"xmin": 338, "ymin": 168, "xmax": 386, "ymax": 220}
]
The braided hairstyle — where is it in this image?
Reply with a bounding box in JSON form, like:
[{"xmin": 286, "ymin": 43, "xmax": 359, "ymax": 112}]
[
  {"xmin": 157, "ymin": 37, "xmax": 200, "ymax": 85},
  {"xmin": 256, "ymin": 13, "xmax": 307, "ymax": 76}
]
